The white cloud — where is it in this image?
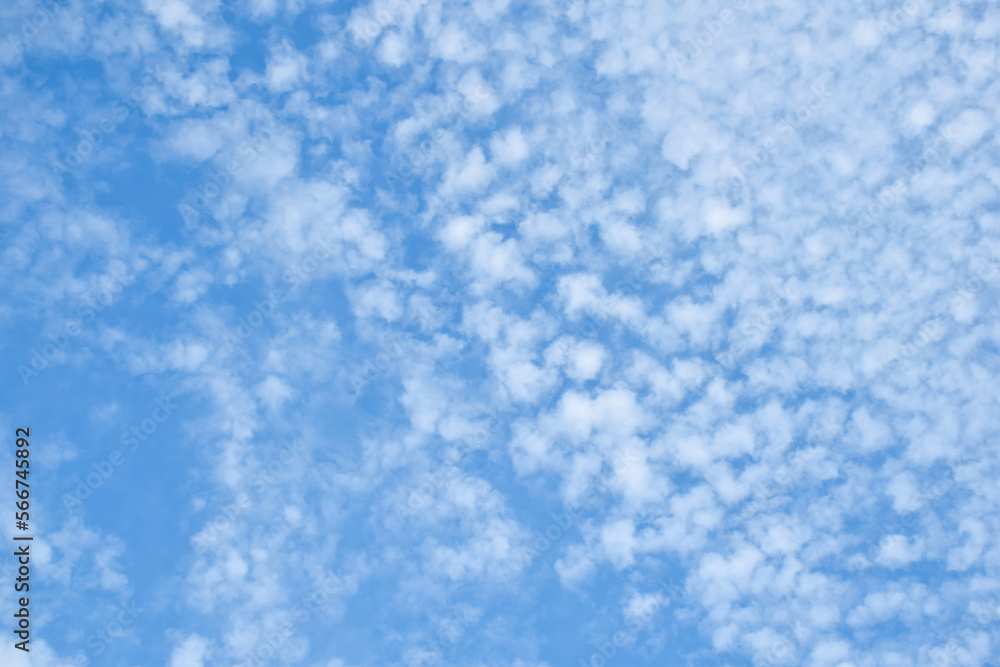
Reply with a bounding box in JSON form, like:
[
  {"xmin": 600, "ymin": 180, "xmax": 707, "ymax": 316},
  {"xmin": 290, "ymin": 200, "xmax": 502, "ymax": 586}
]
[
  {"xmin": 266, "ymin": 41, "xmax": 308, "ymax": 92},
  {"xmin": 490, "ymin": 126, "xmax": 530, "ymax": 166},
  {"xmin": 169, "ymin": 634, "xmax": 209, "ymax": 667},
  {"xmin": 378, "ymin": 30, "xmax": 408, "ymax": 66}
]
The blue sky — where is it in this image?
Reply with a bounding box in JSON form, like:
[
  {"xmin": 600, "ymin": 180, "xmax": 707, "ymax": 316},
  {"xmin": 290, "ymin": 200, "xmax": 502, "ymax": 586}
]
[{"xmin": 1, "ymin": 0, "xmax": 1000, "ymax": 665}]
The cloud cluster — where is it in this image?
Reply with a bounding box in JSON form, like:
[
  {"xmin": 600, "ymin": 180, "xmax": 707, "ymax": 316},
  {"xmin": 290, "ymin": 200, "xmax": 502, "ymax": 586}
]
[{"xmin": 2, "ymin": 0, "xmax": 999, "ymax": 665}]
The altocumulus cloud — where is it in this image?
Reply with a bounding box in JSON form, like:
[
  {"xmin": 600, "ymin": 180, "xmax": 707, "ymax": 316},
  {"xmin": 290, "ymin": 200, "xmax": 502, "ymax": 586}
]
[{"xmin": 1, "ymin": 0, "xmax": 999, "ymax": 665}]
